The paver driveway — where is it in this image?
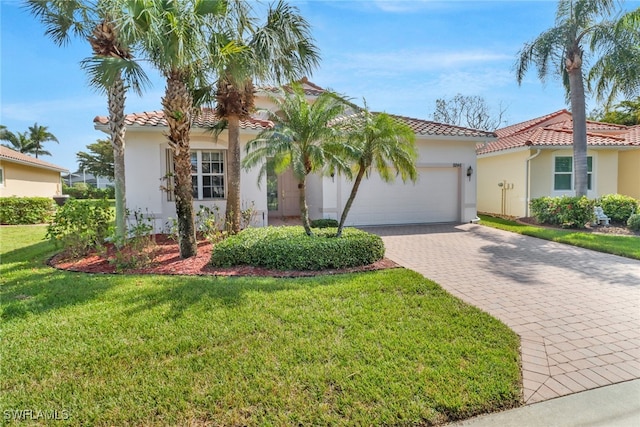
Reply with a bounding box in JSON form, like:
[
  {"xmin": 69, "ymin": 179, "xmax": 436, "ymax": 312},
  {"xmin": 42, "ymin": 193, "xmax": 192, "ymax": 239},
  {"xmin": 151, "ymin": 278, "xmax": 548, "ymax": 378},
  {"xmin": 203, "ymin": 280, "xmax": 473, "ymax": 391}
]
[{"xmin": 368, "ymin": 223, "xmax": 640, "ymax": 404}]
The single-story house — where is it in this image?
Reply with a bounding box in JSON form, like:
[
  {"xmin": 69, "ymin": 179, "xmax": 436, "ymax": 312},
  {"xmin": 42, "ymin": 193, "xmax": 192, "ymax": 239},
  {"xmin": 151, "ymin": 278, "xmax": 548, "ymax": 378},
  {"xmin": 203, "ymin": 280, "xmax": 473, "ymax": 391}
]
[
  {"xmin": 94, "ymin": 80, "xmax": 496, "ymax": 231},
  {"xmin": 0, "ymin": 146, "xmax": 68, "ymax": 198},
  {"xmin": 477, "ymin": 110, "xmax": 640, "ymax": 218}
]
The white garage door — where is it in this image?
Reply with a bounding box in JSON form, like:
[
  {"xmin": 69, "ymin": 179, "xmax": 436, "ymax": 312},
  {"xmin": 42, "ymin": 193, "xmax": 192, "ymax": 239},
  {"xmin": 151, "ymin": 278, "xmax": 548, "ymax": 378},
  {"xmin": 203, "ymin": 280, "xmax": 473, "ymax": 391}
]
[{"xmin": 342, "ymin": 167, "xmax": 460, "ymax": 226}]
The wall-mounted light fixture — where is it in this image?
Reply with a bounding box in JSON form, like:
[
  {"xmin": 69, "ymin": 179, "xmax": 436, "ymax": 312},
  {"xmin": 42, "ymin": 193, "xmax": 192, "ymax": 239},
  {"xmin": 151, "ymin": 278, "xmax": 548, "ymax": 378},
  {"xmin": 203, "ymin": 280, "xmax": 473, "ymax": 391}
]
[{"xmin": 466, "ymin": 166, "xmax": 473, "ymax": 181}]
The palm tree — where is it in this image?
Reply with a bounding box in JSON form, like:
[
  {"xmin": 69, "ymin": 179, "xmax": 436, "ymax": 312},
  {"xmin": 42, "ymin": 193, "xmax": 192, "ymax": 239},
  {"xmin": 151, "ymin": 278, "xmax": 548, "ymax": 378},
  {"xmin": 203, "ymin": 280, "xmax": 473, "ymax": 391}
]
[
  {"xmin": 214, "ymin": 0, "xmax": 320, "ymax": 233},
  {"xmin": 242, "ymin": 83, "xmax": 348, "ymax": 236},
  {"xmin": 27, "ymin": 122, "xmax": 58, "ymax": 158},
  {"xmin": 27, "ymin": 0, "xmax": 148, "ymax": 243},
  {"xmin": 515, "ymin": 0, "xmax": 639, "ymax": 197},
  {"xmin": 588, "ymin": 8, "xmax": 640, "ymax": 107},
  {"xmin": 0, "ymin": 127, "xmax": 37, "ymax": 155},
  {"xmin": 122, "ymin": 0, "xmax": 228, "ymax": 258},
  {"xmin": 337, "ymin": 108, "xmax": 418, "ymax": 237}
]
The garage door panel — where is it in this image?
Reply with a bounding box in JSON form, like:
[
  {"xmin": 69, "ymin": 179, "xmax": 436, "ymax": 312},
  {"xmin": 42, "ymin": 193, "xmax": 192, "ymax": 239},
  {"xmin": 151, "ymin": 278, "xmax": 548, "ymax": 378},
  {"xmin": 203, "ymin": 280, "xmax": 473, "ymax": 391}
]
[{"xmin": 343, "ymin": 167, "xmax": 459, "ymax": 226}]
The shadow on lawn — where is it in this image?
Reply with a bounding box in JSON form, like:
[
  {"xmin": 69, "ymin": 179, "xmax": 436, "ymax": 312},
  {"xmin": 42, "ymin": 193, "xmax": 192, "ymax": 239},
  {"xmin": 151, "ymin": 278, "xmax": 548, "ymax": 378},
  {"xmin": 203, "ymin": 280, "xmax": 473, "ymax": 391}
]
[
  {"xmin": 1, "ymin": 238, "xmax": 346, "ymax": 322},
  {"xmin": 119, "ymin": 274, "xmax": 341, "ymax": 320}
]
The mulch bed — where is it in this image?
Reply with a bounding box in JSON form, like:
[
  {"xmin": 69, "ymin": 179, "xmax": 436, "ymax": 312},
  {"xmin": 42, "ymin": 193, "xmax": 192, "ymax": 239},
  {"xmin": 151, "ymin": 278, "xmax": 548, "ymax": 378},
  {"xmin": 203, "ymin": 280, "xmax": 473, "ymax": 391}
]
[{"xmin": 49, "ymin": 234, "xmax": 400, "ymax": 278}]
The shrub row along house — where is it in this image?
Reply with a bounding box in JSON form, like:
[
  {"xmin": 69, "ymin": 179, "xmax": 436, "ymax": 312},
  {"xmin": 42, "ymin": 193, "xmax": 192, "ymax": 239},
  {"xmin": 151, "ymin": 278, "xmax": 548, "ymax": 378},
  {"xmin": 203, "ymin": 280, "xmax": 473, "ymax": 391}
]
[
  {"xmin": 477, "ymin": 110, "xmax": 640, "ymax": 218},
  {"xmin": 0, "ymin": 146, "xmax": 68, "ymax": 198},
  {"xmin": 94, "ymin": 80, "xmax": 496, "ymax": 230}
]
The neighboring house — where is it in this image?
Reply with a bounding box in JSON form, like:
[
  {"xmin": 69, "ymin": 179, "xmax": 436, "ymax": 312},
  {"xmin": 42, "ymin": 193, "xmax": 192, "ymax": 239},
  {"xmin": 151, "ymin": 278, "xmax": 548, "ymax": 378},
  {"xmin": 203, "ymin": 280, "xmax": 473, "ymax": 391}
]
[
  {"xmin": 0, "ymin": 146, "xmax": 68, "ymax": 198},
  {"xmin": 62, "ymin": 171, "xmax": 114, "ymax": 189},
  {"xmin": 477, "ymin": 110, "xmax": 640, "ymax": 218},
  {"xmin": 94, "ymin": 80, "xmax": 495, "ymax": 231}
]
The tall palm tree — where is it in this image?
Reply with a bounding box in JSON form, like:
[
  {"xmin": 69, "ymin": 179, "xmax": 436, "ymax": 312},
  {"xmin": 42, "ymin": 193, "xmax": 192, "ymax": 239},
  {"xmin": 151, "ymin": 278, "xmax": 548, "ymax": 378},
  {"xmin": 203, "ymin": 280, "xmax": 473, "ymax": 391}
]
[
  {"xmin": 27, "ymin": 0, "xmax": 148, "ymax": 243},
  {"xmin": 215, "ymin": 0, "xmax": 320, "ymax": 233},
  {"xmin": 122, "ymin": 0, "xmax": 228, "ymax": 258},
  {"xmin": 27, "ymin": 122, "xmax": 58, "ymax": 158},
  {"xmin": 0, "ymin": 127, "xmax": 38, "ymax": 155},
  {"xmin": 337, "ymin": 108, "xmax": 417, "ymax": 237},
  {"xmin": 515, "ymin": 0, "xmax": 639, "ymax": 197},
  {"xmin": 242, "ymin": 83, "xmax": 348, "ymax": 236}
]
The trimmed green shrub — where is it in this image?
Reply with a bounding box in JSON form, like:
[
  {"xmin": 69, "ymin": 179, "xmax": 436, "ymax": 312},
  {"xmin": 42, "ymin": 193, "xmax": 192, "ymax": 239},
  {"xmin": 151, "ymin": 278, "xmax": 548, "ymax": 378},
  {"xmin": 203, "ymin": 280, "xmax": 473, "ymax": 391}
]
[
  {"xmin": 628, "ymin": 214, "xmax": 640, "ymax": 231},
  {"xmin": 530, "ymin": 196, "xmax": 594, "ymax": 228},
  {"xmin": 0, "ymin": 197, "xmax": 55, "ymax": 224},
  {"xmin": 62, "ymin": 183, "xmax": 115, "ymax": 199},
  {"xmin": 597, "ymin": 194, "xmax": 639, "ymax": 224},
  {"xmin": 46, "ymin": 198, "xmax": 114, "ymax": 257},
  {"xmin": 211, "ymin": 226, "xmax": 385, "ymax": 270},
  {"xmin": 310, "ymin": 218, "xmax": 339, "ymax": 228}
]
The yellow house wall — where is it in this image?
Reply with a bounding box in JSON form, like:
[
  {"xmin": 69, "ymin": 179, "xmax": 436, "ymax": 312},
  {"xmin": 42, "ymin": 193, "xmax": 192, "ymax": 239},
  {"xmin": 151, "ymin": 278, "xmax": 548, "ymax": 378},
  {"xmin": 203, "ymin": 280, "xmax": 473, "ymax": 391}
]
[
  {"xmin": 618, "ymin": 150, "xmax": 640, "ymax": 199},
  {"xmin": 0, "ymin": 161, "xmax": 62, "ymax": 197},
  {"xmin": 532, "ymin": 149, "xmax": 618, "ymax": 199},
  {"xmin": 478, "ymin": 150, "xmax": 529, "ymax": 217}
]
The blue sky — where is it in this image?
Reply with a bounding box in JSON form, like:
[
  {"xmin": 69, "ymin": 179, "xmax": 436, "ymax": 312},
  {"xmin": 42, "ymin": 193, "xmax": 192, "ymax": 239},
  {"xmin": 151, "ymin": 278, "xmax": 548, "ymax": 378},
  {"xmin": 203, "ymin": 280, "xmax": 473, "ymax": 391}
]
[{"xmin": 1, "ymin": 0, "xmax": 637, "ymax": 171}]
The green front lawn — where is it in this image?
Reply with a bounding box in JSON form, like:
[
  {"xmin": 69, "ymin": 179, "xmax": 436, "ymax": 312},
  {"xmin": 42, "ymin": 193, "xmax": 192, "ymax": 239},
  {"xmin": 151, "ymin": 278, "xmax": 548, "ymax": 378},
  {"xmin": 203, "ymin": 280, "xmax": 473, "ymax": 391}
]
[
  {"xmin": 479, "ymin": 215, "xmax": 640, "ymax": 260},
  {"xmin": 1, "ymin": 226, "xmax": 521, "ymax": 426}
]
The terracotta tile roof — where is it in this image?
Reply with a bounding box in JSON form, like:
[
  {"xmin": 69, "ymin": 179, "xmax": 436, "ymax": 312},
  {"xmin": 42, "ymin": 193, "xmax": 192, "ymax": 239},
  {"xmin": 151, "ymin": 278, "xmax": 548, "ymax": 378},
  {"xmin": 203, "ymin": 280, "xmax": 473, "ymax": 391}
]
[
  {"xmin": 625, "ymin": 125, "xmax": 640, "ymax": 144},
  {"xmin": 94, "ymin": 108, "xmax": 273, "ymax": 130},
  {"xmin": 478, "ymin": 110, "xmax": 638, "ymax": 155},
  {"xmin": 334, "ymin": 112, "xmax": 496, "ymax": 139},
  {"xmin": 0, "ymin": 146, "xmax": 68, "ymax": 172},
  {"xmin": 494, "ymin": 110, "xmax": 571, "ymax": 137},
  {"xmin": 389, "ymin": 114, "xmax": 496, "ymax": 138},
  {"xmin": 545, "ymin": 119, "xmax": 629, "ymax": 131}
]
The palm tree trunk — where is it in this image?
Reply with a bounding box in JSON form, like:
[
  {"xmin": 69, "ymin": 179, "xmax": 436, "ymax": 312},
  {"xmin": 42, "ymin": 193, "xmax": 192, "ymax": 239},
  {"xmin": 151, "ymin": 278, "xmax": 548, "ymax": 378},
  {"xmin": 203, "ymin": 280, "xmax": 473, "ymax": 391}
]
[
  {"xmin": 337, "ymin": 167, "xmax": 366, "ymax": 238},
  {"xmin": 299, "ymin": 175, "xmax": 313, "ymax": 236},
  {"xmin": 225, "ymin": 114, "xmax": 241, "ymax": 234},
  {"xmin": 108, "ymin": 74, "xmax": 127, "ymax": 244},
  {"xmin": 567, "ymin": 51, "xmax": 588, "ymax": 197},
  {"xmin": 163, "ymin": 71, "xmax": 197, "ymax": 258}
]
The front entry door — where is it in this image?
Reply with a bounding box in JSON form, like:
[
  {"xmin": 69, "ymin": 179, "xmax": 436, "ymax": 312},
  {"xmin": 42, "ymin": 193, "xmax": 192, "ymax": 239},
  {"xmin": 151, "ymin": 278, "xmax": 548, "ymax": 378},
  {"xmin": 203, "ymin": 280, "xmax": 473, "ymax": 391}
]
[{"xmin": 267, "ymin": 162, "xmax": 300, "ymax": 217}]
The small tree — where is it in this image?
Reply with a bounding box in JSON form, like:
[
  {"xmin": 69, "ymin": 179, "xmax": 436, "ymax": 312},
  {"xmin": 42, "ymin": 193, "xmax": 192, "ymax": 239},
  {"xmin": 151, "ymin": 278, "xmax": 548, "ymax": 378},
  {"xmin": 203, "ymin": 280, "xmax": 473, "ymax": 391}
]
[
  {"xmin": 242, "ymin": 83, "xmax": 348, "ymax": 236},
  {"xmin": 337, "ymin": 108, "xmax": 418, "ymax": 237},
  {"xmin": 77, "ymin": 139, "xmax": 114, "ymax": 178},
  {"xmin": 430, "ymin": 94, "xmax": 507, "ymax": 131}
]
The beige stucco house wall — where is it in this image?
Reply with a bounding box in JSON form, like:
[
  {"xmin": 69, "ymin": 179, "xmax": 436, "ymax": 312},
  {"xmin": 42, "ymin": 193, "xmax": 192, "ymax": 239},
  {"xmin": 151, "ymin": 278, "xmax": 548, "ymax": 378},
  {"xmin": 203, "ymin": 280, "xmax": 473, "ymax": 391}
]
[
  {"xmin": 0, "ymin": 147, "xmax": 67, "ymax": 198},
  {"xmin": 477, "ymin": 149, "xmax": 529, "ymax": 217},
  {"xmin": 618, "ymin": 150, "xmax": 640, "ymax": 199}
]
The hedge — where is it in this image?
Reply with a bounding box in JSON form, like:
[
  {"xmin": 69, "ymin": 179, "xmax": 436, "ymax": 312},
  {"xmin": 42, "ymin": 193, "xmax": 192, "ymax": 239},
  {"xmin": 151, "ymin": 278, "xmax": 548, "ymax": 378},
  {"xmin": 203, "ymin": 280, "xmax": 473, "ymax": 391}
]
[
  {"xmin": 211, "ymin": 226, "xmax": 385, "ymax": 270},
  {"xmin": 529, "ymin": 196, "xmax": 594, "ymax": 229},
  {"xmin": 597, "ymin": 194, "xmax": 639, "ymax": 224},
  {"xmin": 0, "ymin": 197, "xmax": 56, "ymax": 225}
]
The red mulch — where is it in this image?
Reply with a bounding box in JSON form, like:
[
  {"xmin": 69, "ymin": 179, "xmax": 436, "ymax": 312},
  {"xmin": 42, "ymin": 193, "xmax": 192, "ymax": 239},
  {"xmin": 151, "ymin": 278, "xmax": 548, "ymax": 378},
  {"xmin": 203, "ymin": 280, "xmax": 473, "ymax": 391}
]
[{"xmin": 48, "ymin": 234, "xmax": 400, "ymax": 278}]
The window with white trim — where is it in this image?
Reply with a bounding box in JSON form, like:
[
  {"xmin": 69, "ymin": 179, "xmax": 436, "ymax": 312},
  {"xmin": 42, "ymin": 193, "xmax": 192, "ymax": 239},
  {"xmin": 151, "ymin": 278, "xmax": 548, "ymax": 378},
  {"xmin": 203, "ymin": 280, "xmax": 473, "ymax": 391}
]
[
  {"xmin": 0, "ymin": 167, "xmax": 4, "ymax": 186},
  {"xmin": 191, "ymin": 150, "xmax": 225, "ymax": 199},
  {"xmin": 554, "ymin": 156, "xmax": 592, "ymax": 191}
]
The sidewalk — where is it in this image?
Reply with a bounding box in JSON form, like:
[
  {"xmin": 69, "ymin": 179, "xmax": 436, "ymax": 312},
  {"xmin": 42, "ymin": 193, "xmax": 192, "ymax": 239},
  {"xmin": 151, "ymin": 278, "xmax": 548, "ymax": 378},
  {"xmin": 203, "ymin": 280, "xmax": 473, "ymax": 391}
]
[{"xmin": 449, "ymin": 379, "xmax": 640, "ymax": 427}]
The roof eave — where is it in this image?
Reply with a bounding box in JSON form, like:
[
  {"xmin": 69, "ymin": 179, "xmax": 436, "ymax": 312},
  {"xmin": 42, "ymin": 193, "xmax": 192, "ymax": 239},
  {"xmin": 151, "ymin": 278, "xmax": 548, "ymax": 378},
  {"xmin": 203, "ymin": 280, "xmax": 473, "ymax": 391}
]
[{"xmin": 0, "ymin": 156, "xmax": 68, "ymax": 173}]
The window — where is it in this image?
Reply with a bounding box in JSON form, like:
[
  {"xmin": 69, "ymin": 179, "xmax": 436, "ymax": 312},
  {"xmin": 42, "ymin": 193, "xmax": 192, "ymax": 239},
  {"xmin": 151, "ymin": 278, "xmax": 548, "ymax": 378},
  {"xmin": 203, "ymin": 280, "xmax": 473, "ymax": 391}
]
[
  {"xmin": 554, "ymin": 156, "xmax": 592, "ymax": 191},
  {"xmin": 165, "ymin": 149, "xmax": 226, "ymax": 201},
  {"xmin": 0, "ymin": 167, "xmax": 4, "ymax": 186},
  {"xmin": 191, "ymin": 150, "xmax": 225, "ymax": 199}
]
